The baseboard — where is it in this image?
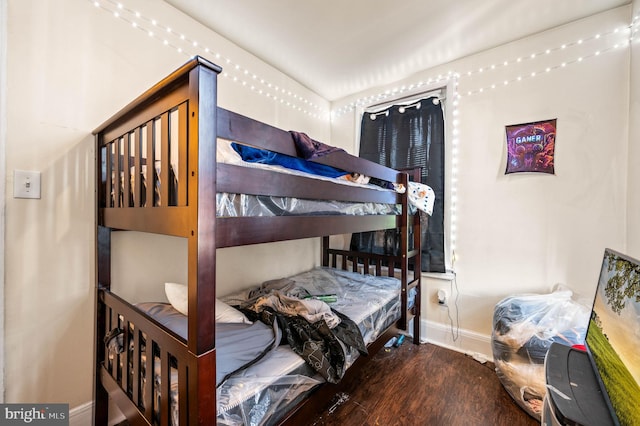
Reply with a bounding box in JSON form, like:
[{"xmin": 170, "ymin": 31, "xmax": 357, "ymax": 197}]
[
  {"xmin": 70, "ymin": 402, "xmax": 92, "ymax": 426},
  {"xmin": 70, "ymin": 399, "xmax": 125, "ymax": 426},
  {"xmin": 420, "ymin": 318, "xmax": 494, "ymax": 363}
]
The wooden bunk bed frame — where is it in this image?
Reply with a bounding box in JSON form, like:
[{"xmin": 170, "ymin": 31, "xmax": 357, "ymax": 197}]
[{"xmin": 93, "ymin": 57, "xmax": 422, "ymax": 426}]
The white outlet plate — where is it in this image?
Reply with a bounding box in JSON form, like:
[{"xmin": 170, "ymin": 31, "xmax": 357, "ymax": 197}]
[
  {"xmin": 437, "ymin": 288, "xmax": 448, "ymax": 305},
  {"xmin": 14, "ymin": 170, "xmax": 41, "ymax": 199}
]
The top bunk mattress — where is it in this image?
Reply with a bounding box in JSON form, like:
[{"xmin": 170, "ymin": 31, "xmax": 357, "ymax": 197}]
[{"xmin": 215, "ymin": 139, "xmax": 402, "ymax": 217}]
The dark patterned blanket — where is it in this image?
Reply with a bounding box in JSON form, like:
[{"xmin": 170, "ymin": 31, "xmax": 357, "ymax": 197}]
[{"xmin": 242, "ymin": 302, "xmax": 367, "ymax": 384}]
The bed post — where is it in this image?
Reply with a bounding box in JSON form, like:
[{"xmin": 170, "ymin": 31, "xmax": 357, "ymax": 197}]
[
  {"xmin": 412, "ymin": 213, "xmax": 422, "ymax": 344},
  {"xmin": 397, "ymin": 167, "xmax": 422, "ymax": 344},
  {"xmin": 407, "ymin": 168, "xmax": 422, "ymax": 344},
  {"xmin": 94, "ymin": 228, "xmax": 111, "ymax": 426},
  {"xmin": 322, "ymin": 236, "xmax": 330, "ymax": 266},
  {"xmin": 186, "ymin": 59, "xmax": 222, "ymax": 424},
  {"xmin": 94, "ymin": 125, "xmax": 111, "ymax": 426},
  {"xmin": 399, "ymin": 171, "xmax": 410, "ymax": 332}
]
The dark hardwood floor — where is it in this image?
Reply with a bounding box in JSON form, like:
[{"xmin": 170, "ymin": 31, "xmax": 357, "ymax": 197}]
[{"xmin": 311, "ymin": 342, "xmax": 539, "ymax": 426}]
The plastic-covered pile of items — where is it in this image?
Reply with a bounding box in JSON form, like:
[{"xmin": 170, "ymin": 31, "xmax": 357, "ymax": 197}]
[{"xmin": 491, "ymin": 287, "xmax": 590, "ymax": 420}]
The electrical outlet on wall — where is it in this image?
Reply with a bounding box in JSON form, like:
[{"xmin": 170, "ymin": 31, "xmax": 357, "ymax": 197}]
[{"xmin": 436, "ymin": 288, "xmax": 448, "ymax": 306}]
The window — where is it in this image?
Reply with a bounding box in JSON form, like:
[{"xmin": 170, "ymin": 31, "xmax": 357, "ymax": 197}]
[{"xmin": 351, "ymin": 95, "xmax": 446, "ymax": 272}]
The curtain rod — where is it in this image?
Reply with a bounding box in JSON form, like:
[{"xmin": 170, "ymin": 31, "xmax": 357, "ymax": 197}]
[{"xmin": 365, "ymin": 89, "xmax": 445, "ymax": 113}]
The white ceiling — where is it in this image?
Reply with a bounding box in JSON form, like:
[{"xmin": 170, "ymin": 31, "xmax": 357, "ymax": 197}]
[{"xmin": 166, "ymin": 0, "xmax": 630, "ymax": 101}]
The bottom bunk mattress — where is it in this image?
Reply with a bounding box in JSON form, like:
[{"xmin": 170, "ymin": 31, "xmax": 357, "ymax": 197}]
[
  {"xmin": 138, "ymin": 267, "xmax": 407, "ymax": 425},
  {"xmin": 222, "ymin": 267, "xmax": 404, "ymax": 348}
]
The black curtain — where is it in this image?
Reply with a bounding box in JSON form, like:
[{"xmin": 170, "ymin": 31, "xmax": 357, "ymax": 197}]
[{"xmin": 350, "ymin": 97, "xmax": 445, "ymax": 272}]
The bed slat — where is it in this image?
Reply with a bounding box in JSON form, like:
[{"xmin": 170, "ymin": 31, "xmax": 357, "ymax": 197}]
[
  {"xmin": 131, "ymin": 328, "xmax": 141, "ymax": 407},
  {"xmin": 121, "ymin": 315, "xmax": 130, "ymax": 396},
  {"xmin": 159, "ymin": 347, "xmax": 170, "ymax": 426},
  {"xmin": 102, "ymin": 144, "xmax": 111, "ymax": 208},
  {"xmin": 134, "ymin": 127, "xmax": 143, "ymax": 207},
  {"xmin": 145, "ymin": 122, "xmax": 154, "ymax": 208},
  {"xmin": 177, "ymin": 103, "xmax": 189, "ymax": 207},
  {"xmin": 113, "ymin": 141, "xmax": 121, "ymax": 208},
  {"xmin": 123, "ymin": 133, "xmax": 131, "ymax": 207},
  {"xmin": 143, "ymin": 333, "xmax": 153, "ymax": 421},
  {"xmin": 160, "ymin": 112, "xmax": 170, "ymax": 207},
  {"xmin": 178, "ymin": 361, "xmax": 189, "ymax": 425}
]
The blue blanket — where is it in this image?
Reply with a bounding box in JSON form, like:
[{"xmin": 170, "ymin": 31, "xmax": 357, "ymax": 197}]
[{"xmin": 231, "ymin": 143, "xmax": 348, "ymax": 179}]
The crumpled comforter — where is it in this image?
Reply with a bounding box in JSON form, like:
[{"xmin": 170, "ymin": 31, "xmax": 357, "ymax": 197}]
[
  {"xmin": 289, "ymin": 130, "xmax": 344, "ymax": 159},
  {"xmin": 231, "ymin": 142, "xmax": 348, "ymax": 178},
  {"xmin": 240, "ymin": 290, "xmax": 367, "ymax": 384}
]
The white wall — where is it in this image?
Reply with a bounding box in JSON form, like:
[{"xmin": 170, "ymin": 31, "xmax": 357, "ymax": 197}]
[
  {"xmin": 628, "ymin": 0, "xmax": 640, "ymax": 258},
  {"xmin": 0, "ymin": 0, "xmax": 7, "ymax": 403},
  {"xmin": 332, "ymin": 6, "xmax": 632, "ymax": 355},
  {"xmin": 4, "ymin": 0, "xmax": 329, "ymax": 412}
]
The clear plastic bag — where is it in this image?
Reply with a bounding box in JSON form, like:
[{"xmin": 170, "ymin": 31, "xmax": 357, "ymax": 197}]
[
  {"xmin": 216, "ymin": 192, "xmax": 401, "ymax": 217},
  {"xmin": 491, "ymin": 287, "xmax": 590, "ymax": 420}
]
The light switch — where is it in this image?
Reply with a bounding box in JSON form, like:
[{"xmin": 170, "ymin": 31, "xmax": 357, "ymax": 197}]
[{"xmin": 14, "ymin": 170, "xmax": 41, "ymax": 199}]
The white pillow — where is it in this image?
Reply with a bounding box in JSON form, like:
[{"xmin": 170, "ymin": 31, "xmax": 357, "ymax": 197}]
[
  {"xmin": 216, "ymin": 299, "xmax": 252, "ymax": 324},
  {"xmin": 164, "ymin": 282, "xmax": 251, "ymax": 324},
  {"xmin": 165, "ymin": 282, "xmax": 188, "ymax": 315}
]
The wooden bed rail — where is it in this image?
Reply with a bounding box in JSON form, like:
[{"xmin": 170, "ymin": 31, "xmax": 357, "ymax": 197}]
[
  {"xmin": 216, "ymin": 107, "xmax": 400, "ymax": 183},
  {"xmin": 323, "ymin": 246, "xmax": 408, "ymax": 276},
  {"xmin": 321, "ymin": 244, "xmax": 420, "ymax": 335},
  {"xmin": 98, "ymin": 289, "xmax": 215, "ymax": 425}
]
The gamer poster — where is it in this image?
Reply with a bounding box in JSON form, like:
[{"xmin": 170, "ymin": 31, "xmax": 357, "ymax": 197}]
[{"xmin": 505, "ymin": 119, "xmax": 556, "ymax": 174}]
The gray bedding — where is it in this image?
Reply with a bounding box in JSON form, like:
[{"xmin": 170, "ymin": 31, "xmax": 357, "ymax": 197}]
[{"xmin": 137, "ymin": 302, "xmax": 277, "ymax": 386}]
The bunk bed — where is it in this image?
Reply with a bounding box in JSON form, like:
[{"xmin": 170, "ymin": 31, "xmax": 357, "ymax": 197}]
[{"xmin": 93, "ymin": 56, "xmax": 423, "ymax": 426}]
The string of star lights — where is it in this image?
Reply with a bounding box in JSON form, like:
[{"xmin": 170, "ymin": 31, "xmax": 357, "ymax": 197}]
[
  {"xmin": 449, "ymin": 75, "xmax": 460, "ymax": 259},
  {"xmin": 459, "ymin": 27, "xmax": 632, "ymax": 97},
  {"xmin": 91, "ymin": 0, "xmax": 330, "ymax": 120},
  {"xmin": 93, "ymin": 0, "xmax": 636, "ymax": 122},
  {"xmin": 334, "ymin": 21, "xmax": 634, "ymax": 117},
  {"xmin": 332, "ymin": 72, "xmax": 456, "ymax": 118}
]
